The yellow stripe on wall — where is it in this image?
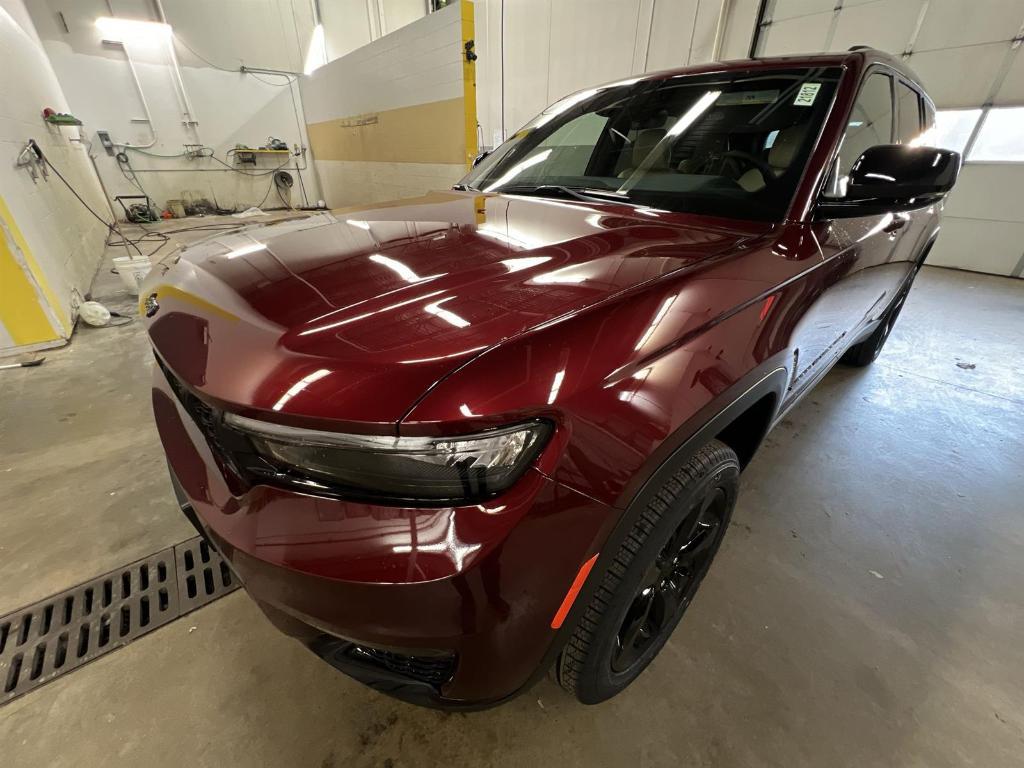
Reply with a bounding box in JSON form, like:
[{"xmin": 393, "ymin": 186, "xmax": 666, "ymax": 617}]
[
  {"xmin": 307, "ymin": 98, "xmax": 467, "ymax": 164},
  {"xmin": 0, "ymin": 194, "xmax": 70, "ymax": 339},
  {"xmin": 0, "ymin": 213, "xmax": 60, "ymax": 346},
  {"xmin": 461, "ymin": 0, "xmax": 478, "ymax": 169}
]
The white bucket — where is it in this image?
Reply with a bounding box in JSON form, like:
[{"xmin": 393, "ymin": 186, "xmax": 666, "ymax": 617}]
[{"xmin": 112, "ymin": 256, "xmax": 152, "ymax": 295}]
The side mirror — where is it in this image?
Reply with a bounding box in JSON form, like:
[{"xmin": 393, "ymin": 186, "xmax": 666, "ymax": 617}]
[
  {"xmin": 818, "ymin": 144, "xmax": 961, "ymax": 217},
  {"xmin": 471, "ymin": 149, "xmax": 492, "ymax": 168}
]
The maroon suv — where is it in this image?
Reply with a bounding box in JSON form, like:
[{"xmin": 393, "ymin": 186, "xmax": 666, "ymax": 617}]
[{"xmin": 144, "ymin": 49, "xmax": 959, "ymax": 708}]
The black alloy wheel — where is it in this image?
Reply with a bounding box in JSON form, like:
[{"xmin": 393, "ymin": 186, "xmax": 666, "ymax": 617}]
[
  {"xmin": 611, "ymin": 486, "xmax": 727, "ymax": 673},
  {"xmin": 557, "ymin": 439, "xmax": 740, "ymax": 704}
]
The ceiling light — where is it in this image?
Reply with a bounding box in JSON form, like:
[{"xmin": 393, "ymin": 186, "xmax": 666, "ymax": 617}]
[
  {"xmin": 224, "ymin": 242, "xmax": 266, "ymax": 259},
  {"xmin": 304, "ymin": 24, "xmax": 326, "ymax": 76},
  {"xmin": 95, "ymin": 17, "xmax": 172, "ymax": 43}
]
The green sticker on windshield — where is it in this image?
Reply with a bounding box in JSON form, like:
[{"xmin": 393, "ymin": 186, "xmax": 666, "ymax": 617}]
[{"xmin": 794, "ymin": 83, "xmax": 821, "ymax": 107}]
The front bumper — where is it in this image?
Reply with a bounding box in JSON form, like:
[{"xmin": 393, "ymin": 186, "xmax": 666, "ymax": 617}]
[{"xmin": 152, "ymin": 364, "xmax": 616, "ymax": 707}]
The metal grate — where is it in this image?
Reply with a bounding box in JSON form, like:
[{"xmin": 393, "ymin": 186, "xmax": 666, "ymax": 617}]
[
  {"xmin": 175, "ymin": 537, "xmax": 236, "ymax": 613},
  {"xmin": 0, "ymin": 536, "xmax": 238, "ymax": 705}
]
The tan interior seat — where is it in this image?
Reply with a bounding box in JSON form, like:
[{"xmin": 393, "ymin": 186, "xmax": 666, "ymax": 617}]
[
  {"xmin": 737, "ymin": 125, "xmax": 808, "ymax": 192},
  {"xmin": 617, "ymin": 129, "xmax": 669, "ymax": 178}
]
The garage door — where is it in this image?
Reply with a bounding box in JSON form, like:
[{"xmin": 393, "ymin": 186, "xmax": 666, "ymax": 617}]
[{"xmin": 750, "ymin": 0, "xmax": 1024, "ymax": 277}]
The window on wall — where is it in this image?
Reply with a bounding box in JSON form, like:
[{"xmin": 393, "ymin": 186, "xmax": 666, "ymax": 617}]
[
  {"xmin": 968, "ymin": 107, "xmax": 1024, "ymax": 162},
  {"xmin": 429, "ymin": 0, "xmax": 453, "ymax": 11},
  {"xmin": 920, "ymin": 109, "xmax": 982, "ymax": 153}
]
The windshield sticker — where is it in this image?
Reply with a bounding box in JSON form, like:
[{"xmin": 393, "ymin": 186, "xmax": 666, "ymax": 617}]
[
  {"xmin": 794, "ymin": 83, "xmax": 822, "ymax": 107},
  {"xmin": 717, "ymin": 90, "xmax": 779, "ymax": 106}
]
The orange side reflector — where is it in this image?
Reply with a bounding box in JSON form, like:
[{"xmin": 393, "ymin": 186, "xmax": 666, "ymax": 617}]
[{"xmin": 550, "ymin": 553, "xmax": 599, "ymax": 629}]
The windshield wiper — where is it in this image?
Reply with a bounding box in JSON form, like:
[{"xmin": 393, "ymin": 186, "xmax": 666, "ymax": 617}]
[{"xmin": 498, "ymin": 184, "xmax": 630, "ymax": 204}]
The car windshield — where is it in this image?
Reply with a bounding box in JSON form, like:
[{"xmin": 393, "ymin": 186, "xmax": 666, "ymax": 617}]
[{"xmin": 462, "ymin": 66, "xmax": 842, "ymax": 221}]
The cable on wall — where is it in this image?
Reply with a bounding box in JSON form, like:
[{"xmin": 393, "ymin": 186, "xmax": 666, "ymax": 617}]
[{"xmin": 27, "ymin": 140, "xmax": 143, "ymax": 257}]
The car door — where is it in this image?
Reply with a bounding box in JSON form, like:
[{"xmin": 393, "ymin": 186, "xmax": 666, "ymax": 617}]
[{"xmin": 789, "ymin": 70, "xmax": 908, "ymax": 398}]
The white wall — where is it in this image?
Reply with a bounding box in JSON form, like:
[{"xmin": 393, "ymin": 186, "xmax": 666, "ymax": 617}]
[
  {"xmin": 320, "ymin": 0, "xmax": 430, "ymax": 63},
  {"xmin": 472, "ymin": 0, "xmax": 731, "ymax": 147},
  {"xmin": 731, "ymin": 0, "xmax": 1024, "ymax": 277},
  {"xmin": 0, "ymin": 0, "xmax": 107, "ymax": 354},
  {"xmin": 25, "ymin": 0, "xmax": 322, "ymax": 214},
  {"xmin": 302, "ymin": 2, "xmax": 468, "ymax": 206}
]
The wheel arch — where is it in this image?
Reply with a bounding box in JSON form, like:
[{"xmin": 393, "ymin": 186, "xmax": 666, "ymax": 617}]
[{"xmin": 612, "ymin": 361, "xmax": 789, "ymax": 508}]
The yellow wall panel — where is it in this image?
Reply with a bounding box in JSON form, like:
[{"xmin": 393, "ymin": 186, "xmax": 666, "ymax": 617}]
[
  {"xmin": 0, "ymin": 195, "xmax": 69, "ymax": 342},
  {"xmin": 307, "ymin": 98, "xmax": 466, "ymax": 164}
]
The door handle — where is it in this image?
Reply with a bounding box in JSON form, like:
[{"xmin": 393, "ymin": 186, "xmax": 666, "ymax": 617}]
[{"xmin": 883, "ymin": 217, "xmax": 907, "ymax": 234}]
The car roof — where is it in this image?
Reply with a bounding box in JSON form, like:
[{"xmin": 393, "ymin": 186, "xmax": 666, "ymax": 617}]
[{"xmin": 630, "ymin": 48, "xmax": 924, "ymax": 91}]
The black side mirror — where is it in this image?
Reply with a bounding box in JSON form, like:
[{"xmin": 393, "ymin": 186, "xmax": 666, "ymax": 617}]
[
  {"xmin": 848, "ymin": 144, "xmax": 961, "ymax": 199},
  {"xmin": 471, "ymin": 149, "xmax": 492, "ymax": 167},
  {"xmin": 819, "ymin": 144, "xmax": 961, "ymax": 217}
]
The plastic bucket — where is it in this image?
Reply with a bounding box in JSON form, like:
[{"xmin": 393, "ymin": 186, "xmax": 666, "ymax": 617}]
[{"xmin": 112, "ymin": 256, "xmax": 152, "ymax": 295}]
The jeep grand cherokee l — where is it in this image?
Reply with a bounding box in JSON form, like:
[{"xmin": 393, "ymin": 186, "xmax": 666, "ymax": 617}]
[{"xmin": 144, "ymin": 48, "xmax": 959, "ymax": 708}]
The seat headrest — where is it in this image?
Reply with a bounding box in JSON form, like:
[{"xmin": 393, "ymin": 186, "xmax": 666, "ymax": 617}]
[
  {"xmin": 633, "ymin": 128, "xmax": 668, "ymax": 169},
  {"xmin": 768, "ymin": 125, "xmax": 808, "ymax": 171}
]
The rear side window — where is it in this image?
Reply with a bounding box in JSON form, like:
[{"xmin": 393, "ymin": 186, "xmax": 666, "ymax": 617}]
[
  {"xmin": 897, "ymin": 81, "xmax": 923, "ymax": 144},
  {"xmin": 836, "ymin": 73, "xmax": 894, "ymax": 187}
]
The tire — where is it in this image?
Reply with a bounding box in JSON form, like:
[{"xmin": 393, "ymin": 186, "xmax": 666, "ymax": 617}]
[
  {"xmin": 842, "ymin": 279, "xmax": 912, "ymax": 367},
  {"xmin": 556, "ymin": 439, "xmax": 740, "ymax": 704}
]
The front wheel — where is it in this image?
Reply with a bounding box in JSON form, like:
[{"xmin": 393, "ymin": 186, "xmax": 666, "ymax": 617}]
[{"xmin": 556, "ymin": 439, "xmax": 739, "ymax": 704}]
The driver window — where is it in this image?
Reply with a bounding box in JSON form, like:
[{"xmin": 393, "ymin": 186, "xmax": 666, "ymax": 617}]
[{"xmin": 832, "ymin": 73, "xmax": 894, "ymax": 195}]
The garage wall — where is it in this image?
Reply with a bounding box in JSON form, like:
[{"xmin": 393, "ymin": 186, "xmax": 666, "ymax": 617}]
[
  {"xmin": 733, "ymin": 0, "xmax": 1024, "ymax": 277},
  {"xmin": 317, "ymin": 0, "xmax": 433, "ymax": 65},
  {"xmin": 24, "ymin": 0, "xmax": 322, "ymax": 214},
  {"xmin": 473, "ymin": 0, "xmax": 732, "ymax": 147},
  {"xmin": 302, "ymin": 1, "xmax": 474, "ymax": 206},
  {"xmin": 0, "ymin": 0, "xmax": 107, "ymax": 354}
]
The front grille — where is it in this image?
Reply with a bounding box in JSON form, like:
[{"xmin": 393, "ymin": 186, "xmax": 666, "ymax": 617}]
[
  {"xmin": 155, "ymin": 354, "xmax": 221, "ymax": 444},
  {"xmin": 347, "ymin": 645, "xmax": 457, "ymax": 687},
  {"xmin": 154, "ymin": 354, "xmax": 250, "ymax": 490}
]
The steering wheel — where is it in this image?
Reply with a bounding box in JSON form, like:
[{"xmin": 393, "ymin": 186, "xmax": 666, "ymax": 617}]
[{"xmin": 721, "ymin": 150, "xmax": 776, "ymax": 186}]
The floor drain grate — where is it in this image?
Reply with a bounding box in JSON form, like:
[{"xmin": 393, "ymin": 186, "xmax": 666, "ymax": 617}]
[
  {"xmin": 0, "ymin": 536, "xmax": 238, "ymax": 705},
  {"xmin": 175, "ymin": 537, "xmax": 236, "ymax": 613}
]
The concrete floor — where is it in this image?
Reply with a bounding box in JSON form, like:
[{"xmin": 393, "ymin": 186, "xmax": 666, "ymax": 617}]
[{"xmin": 1, "ymin": 234, "xmax": 1022, "ymax": 766}]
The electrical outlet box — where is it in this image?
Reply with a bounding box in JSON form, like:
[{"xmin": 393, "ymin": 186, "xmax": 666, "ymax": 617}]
[{"xmin": 96, "ymin": 130, "xmax": 114, "ymax": 155}]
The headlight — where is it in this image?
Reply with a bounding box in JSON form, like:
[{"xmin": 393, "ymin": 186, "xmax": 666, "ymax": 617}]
[{"xmin": 223, "ymin": 414, "xmax": 551, "ymax": 503}]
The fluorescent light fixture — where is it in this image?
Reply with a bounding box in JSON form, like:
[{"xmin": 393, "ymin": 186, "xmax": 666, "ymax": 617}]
[
  {"xmin": 534, "ymin": 89, "xmax": 599, "ymax": 128},
  {"xmin": 299, "ymin": 289, "xmax": 445, "ymax": 336},
  {"xmin": 369, "ymin": 253, "xmax": 425, "ymax": 283},
  {"xmin": 272, "ymin": 369, "xmax": 331, "ymax": 411},
  {"xmin": 532, "ymin": 266, "xmax": 589, "ymax": 284},
  {"xmin": 424, "ymin": 298, "xmax": 470, "ymax": 328},
  {"xmin": 666, "ymin": 91, "xmax": 722, "ymax": 137},
  {"xmin": 304, "ymin": 24, "xmax": 326, "ymax": 75},
  {"xmin": 482, "ymin": 149, "xmax": 552, "ymax": 192},
  {"xmin": 95, "ymin": 17, "xmax": 172, "ymax": 43},
  {"xmin": 634, "ymin": 296, "xmax": 677, "ymax": 350},
  {"xmin": 547, "ymin": 370, "xmax": 565, "ymax": 405},
  {"xmin": 224, "ymin": 242, "xmax": 266, "ymax": 259},
  {"xmin": 501, "ymin": 256, "xmax": 551, "ymax": 273},
  {"xmin": 603, "ymin": 77, "xmax": 642, "ymax": 89}
]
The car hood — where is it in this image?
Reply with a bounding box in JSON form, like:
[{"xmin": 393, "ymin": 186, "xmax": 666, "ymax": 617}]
[{"xmin": 144, "ymin": 191, "xmax": 769, "ymax": 430}]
